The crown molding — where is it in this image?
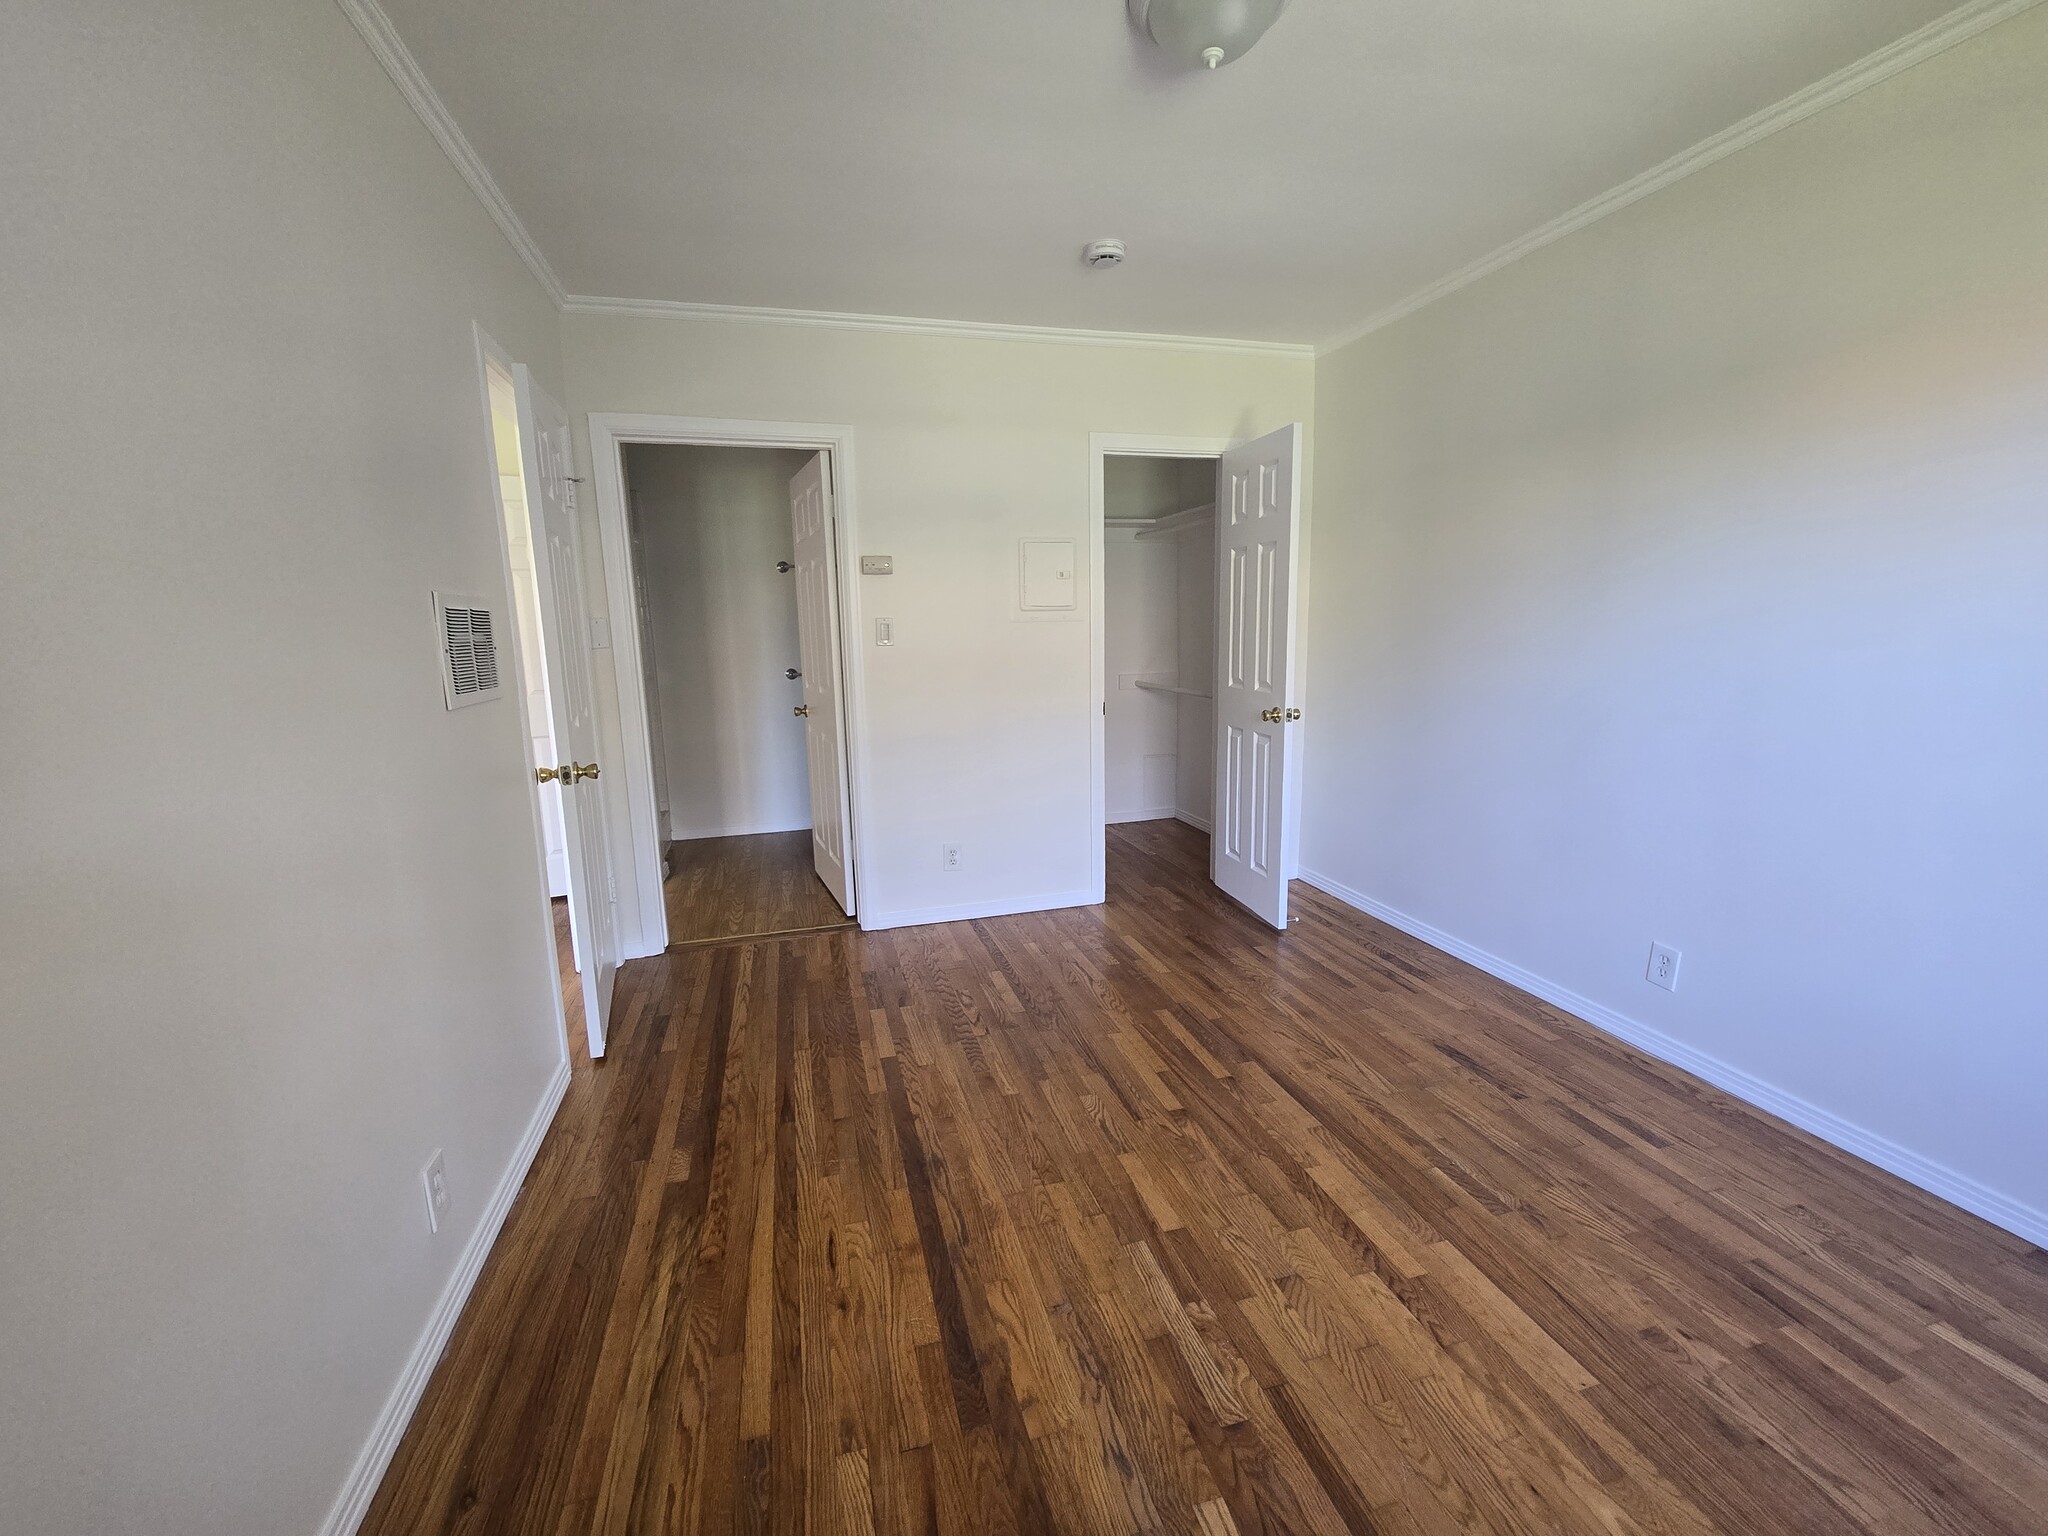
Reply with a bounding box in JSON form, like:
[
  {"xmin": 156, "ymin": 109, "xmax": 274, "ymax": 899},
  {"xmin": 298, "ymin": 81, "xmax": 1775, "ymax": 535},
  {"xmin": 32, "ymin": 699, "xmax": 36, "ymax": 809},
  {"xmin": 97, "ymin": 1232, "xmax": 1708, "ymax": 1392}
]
[
  {"xmin": 334, "ymin": 0, "xmax": 567, "ymax": 308},
  {"xmin": 561, "ymin": 294, "xmax": 1316, "ymax": 358},
  {"xmin": 1316, "ymin": 0, "xmax": 2044, "ymax": 356}
]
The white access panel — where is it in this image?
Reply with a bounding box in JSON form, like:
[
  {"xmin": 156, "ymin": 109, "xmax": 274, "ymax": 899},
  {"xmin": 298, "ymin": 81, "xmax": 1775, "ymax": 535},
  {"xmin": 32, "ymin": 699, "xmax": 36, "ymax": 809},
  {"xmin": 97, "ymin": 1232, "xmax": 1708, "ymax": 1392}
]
[{"xmin": 1020, "ymin": 539, "xmax": 1077, "ymax": 610}]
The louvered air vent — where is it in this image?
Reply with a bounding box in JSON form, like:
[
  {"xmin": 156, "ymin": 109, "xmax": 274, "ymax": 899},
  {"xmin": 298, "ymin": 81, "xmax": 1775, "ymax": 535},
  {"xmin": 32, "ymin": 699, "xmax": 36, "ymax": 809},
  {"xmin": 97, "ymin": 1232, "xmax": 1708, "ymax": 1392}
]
[{"xmin": 435, "ymin": 591, "xmax": 504, "ymax": 710}]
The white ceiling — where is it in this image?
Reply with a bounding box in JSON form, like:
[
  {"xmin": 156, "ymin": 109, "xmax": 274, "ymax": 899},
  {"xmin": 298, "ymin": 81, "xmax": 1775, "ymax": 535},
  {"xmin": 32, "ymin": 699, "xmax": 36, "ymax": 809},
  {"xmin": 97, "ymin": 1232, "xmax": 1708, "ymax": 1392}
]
[{"xmin": 374, "ymin": 0, "xmax": 1966, "ymax": 345}]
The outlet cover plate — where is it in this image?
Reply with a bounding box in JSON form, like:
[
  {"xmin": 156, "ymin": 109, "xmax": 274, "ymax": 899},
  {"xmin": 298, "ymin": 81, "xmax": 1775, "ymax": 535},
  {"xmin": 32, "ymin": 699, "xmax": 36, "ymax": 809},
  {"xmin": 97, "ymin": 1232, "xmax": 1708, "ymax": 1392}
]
[
  {"xmin": 422, "ymin": 1150, "xmax": 449, "ymax": 1233},
  {"xmin": 1646, "ymin": 942, "xmax": 1681, "ymax": 992}
]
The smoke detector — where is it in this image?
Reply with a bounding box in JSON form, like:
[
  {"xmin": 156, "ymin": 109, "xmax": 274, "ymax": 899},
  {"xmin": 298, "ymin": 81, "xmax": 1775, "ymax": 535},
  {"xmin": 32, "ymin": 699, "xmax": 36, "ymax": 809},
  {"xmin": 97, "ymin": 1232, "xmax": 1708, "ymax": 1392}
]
[{"xmin": 1083, "ymin": 238, "xmax": 1127, "ymax": 269}]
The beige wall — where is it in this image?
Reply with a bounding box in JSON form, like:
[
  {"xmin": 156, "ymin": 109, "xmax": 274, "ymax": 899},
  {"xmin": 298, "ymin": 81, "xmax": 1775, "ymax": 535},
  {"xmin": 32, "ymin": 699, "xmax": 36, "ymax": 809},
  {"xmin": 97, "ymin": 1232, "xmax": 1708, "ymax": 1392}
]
[
  {"xmin": 0, "ymin": 2, "xmax": 569, "ymax": 1531},
  {"xmin": 563, "ymin": 317, "xmax": 1312, "ymax": 929},
  {"xmin": 1303, "ymin": 8, "xmax": 2048, "ymax": 1235}
]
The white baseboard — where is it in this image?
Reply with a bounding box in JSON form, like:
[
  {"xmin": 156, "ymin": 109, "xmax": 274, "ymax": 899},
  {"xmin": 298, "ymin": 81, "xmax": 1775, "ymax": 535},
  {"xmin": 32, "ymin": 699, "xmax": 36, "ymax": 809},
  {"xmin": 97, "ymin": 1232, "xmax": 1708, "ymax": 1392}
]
[
  {"xmin": 1108, "ymin": 806, "xmax": 1178, "ymax": 825},
  {"xmin": 1297, "ymin": 867, "xmax": 2048, "ymax": 1251},
  {"xmin": 670, "ymin": 818, "xmax": 813, "ymax": 841},
  {"xmin": 861, "ymin": 886, "xmax": 1098, "ymax": 933},
  {"xmin": 1174, "ymin": 809, "xmax": 1212, "ymax": 833},
  {"xmin": 318, "ymin": 1056, "xmax": 573, "ymax": 1536}
]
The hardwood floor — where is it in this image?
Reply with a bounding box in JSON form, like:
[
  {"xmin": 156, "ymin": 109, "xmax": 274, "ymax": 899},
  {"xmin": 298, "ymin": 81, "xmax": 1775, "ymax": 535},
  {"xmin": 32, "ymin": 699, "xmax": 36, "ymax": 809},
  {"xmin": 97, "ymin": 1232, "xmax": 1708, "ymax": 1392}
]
[
  {"xmin": 364, "ymin": 819, "xmax": 2048, "ymax": 1536},
  {"xmin": 664, "ymin": 829, "xmax": 854, "ymax": 949}
]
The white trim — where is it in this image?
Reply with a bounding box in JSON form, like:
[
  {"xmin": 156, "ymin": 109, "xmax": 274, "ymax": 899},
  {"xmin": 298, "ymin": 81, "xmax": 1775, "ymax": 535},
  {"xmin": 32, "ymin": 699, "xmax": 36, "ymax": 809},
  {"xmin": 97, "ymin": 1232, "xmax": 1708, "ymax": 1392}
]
[
  {"xmin": 1174, "ymin": 809, "xmax": 1212, "ymax": 834},
  {"xmin": 862, "ymin": 888, "xmax": 1101, "ymax": 933},
  {"xmin": 1297, "ymin": 867, "xmax": 2048, "ymax": 1251},
  {"xmin": 334, "ymin": 0, "xmax": 566, "ymax": 307},
  {"xmin": 1316, "ymin": 0, "xmax": 2046, "ymax": 355},
  {"xmin": 1107, "ymin": 806, "xmax": 1179, "ymax": 826},
  {"xmin": 563, "ymin": 294, "xmax": 1314, "ymax": 358},
  {"xmin": 1089, "ymin": 434, "xmax": 1235, "ymax": 906},
  {"xmin": 669, "ymin": 819, "xmax": 815, "ymax": 841},
  {"xmin": 319, "ymin": 1056, "xmax": 572, "ymax": 1536},
  {"xmin": 585, "ymin": 414, "xmax": 872, "ymax": 952}
]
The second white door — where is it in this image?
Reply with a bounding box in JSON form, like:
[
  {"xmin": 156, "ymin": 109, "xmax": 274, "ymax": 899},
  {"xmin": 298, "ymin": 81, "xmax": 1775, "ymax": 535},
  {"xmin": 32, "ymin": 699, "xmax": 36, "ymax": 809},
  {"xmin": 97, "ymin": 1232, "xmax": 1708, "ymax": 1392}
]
[
  {"xmin": 788, "ymin": 453, "xmax": 856, "ymax": 914},
  {"xmin": 1210, "ymin": 422, "xmax": 1303, "ymax": 930},
  {"xmin": 516, "ymin": 364, "xmax": 619, "ymax": 1054}
]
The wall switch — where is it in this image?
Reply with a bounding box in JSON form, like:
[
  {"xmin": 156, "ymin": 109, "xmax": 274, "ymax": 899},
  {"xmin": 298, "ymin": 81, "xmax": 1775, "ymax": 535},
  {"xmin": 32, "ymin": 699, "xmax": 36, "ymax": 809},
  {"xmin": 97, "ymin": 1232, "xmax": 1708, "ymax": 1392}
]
[
  {"xmin": 589, "ymin": 615, "xmax": 612, "ymax": 650},
  {"xmin": 1646, "ymin": 942, "xmax": 1681, "ymax": 992},
  {"xmin": 941, "ymin": 843, "xmax": 962, "ymax": 872},
  {"xmin": 860, "ymin": 554, "xmax": 894, "ymax": 575},
  {"xmin": 876, "ymin": 618, "xmax": 894, "ymax": 646},
  {"xmin": 422, "ymin": 1150, "xmax": 450, "ymax": 1234}
]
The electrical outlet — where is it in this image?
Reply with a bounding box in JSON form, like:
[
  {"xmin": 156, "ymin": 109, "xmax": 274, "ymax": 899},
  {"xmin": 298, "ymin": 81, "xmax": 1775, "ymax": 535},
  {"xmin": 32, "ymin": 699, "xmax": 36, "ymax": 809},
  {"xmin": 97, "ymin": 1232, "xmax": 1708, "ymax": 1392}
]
[
  {"xmin": 422, "ymin": 1150, "xmax": 449, "ymax": 1234},
  {"xmin": 1646, "ymin": 942, "xmax": 1681, "ymax": 992},
  {"xmin": 941, "ymin": 843, "xmax": 962, "ymax": 872}
]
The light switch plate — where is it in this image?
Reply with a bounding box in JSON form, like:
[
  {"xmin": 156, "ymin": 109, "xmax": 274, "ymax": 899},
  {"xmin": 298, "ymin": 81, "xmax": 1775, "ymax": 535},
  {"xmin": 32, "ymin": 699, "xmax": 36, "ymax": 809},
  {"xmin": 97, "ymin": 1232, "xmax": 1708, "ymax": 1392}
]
[{"xmin": 860, "ymin": 554, "xmax": 894, "ymax": 575}]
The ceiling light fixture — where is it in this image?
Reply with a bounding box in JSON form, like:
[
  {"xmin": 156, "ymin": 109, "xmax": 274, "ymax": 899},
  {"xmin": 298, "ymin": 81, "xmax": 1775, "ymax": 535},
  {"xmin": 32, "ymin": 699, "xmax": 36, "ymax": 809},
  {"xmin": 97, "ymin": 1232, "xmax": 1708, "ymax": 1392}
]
[{"xmin": 1127, "ymin": 0, "xmax": 1289, "ymax": 71}]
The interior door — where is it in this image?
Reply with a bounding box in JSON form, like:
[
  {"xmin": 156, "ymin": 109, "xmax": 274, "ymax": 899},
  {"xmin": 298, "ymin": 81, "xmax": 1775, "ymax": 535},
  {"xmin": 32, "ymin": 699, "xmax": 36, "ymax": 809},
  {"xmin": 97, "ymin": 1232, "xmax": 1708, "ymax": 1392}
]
[
  {"xmin": 788, "ymin": 453, "xmax": 856, "ymax": 914},
  {"xmin": 1211, "ymin": 422, "xmax": 1303, "ymax": 930},
  {"xmin": 515, "ymin": 364, "xmax": 617, "ymax": 1054}
]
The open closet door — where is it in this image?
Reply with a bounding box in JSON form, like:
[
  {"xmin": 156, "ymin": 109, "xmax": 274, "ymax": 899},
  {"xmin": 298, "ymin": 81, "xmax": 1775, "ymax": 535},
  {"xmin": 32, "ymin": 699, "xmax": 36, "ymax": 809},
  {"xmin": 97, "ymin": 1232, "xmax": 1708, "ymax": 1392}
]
[
  {"xmin": 789, "ymin": 453, "xmax": 856, "ymax": 915},
  {"xmin": 515, "ymin": 364, "xmax": 617, "ymax": 1054},
  {"xmin": 1211, "ymin": 422, "xmax": 1303, "ymax": 931}
]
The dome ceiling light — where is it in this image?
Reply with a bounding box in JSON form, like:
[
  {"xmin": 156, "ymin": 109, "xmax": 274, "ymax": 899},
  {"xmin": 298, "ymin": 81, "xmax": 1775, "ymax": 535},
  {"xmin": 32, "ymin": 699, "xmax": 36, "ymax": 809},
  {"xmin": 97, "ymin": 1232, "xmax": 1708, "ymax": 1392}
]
[{"xmin": 1127, "ymin": 0, "xmax": 1290, "ymax": 71}]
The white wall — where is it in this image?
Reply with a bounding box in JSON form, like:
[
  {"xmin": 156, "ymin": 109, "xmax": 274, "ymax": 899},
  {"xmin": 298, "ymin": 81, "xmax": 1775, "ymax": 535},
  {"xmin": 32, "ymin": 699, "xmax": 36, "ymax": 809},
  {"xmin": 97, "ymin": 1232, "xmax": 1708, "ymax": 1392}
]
[
  {"xmin": 1104, "ymin": 456, "xmax": 1218, "ymax": 827},
  {"xmin": 625, "ymin": 444, "xmax": 816, "ymax": 840},
  {"xmin": 0, "ymin": 3, "xmax": 570, "ymax": 1532},
  {"xmin": 1175, "ymin": 525, "xmax": 1217, "ymax": 828},
  {"xmin": 1303, "ymin": 8, "xmax": 2048, "ymax": 1238},
  {"xmin": 564, "ymin": 319, "xmax": 1312, "ymax": 930},
  {"xmin": 1104, "ymin": 527, "xmax": 1180, "ymax": 821}
]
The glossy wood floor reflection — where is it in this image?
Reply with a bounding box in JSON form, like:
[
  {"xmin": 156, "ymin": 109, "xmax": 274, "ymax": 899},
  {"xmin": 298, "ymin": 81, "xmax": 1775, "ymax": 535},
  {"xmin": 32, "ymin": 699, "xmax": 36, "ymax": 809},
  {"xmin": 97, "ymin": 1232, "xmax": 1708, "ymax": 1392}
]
[
  {"xmin": 364, "ymin": 820, "xmax": 2048, "ymax": 1536},
  {"xmin": 664, "ymin": 830, "xmax": 853, "ymax": 949}
]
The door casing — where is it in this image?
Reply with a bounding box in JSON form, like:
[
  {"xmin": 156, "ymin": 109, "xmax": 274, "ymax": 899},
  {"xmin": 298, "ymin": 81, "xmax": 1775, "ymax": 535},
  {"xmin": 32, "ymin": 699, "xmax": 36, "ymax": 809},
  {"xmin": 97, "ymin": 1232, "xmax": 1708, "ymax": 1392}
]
[{"xmin": 586, "ymin": 414, "xmax": 870, "ymax": 951}]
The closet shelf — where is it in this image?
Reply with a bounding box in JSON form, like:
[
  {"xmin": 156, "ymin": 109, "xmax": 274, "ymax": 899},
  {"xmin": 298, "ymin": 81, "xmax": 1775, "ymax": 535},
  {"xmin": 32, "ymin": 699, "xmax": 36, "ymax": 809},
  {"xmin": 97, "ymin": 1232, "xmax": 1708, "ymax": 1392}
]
[
  {"xmin": 1133, "ymin": 679, "xmax": 1213, "ymax": 699},
  {"xmin": 1131, "ymin": 502, "xmax": 1216, "ymax": 541}
]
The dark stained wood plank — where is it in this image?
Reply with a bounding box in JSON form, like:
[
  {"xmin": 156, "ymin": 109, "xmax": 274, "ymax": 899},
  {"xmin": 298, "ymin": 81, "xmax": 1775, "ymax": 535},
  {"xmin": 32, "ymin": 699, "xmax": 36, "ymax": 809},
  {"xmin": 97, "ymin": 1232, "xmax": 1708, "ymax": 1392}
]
[
  {"xmin": 665, "ymin": 830, "xmax": 854, "ymax": 948},
  {"xmin": 361, "ymin": 819, "xmax": 2048, "ymax": 1536}
]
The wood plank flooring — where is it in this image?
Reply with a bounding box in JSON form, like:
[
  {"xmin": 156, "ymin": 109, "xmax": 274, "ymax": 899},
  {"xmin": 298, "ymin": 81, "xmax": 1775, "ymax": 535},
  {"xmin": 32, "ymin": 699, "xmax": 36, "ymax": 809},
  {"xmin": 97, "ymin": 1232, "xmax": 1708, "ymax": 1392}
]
[
  {"xmin": 664, "ymin": 830, "xmax": 854, "ymax": 949},
  {"xmin": 364, "ymin": 819, "xmax": 2048, "ymax": 1536}
]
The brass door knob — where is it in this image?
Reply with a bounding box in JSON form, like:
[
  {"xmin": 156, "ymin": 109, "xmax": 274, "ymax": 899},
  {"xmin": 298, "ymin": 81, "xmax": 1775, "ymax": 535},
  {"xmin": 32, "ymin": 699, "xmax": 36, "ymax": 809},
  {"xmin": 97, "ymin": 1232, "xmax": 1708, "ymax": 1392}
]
[
  {"xmin": 535, "ymin": 765, "xmax": 561, "ymax": 784},
  {"xmin": 571, "ymin": 761, "xmax": 601, "ymax": 781},
  {"xmin": 1285, "ymin": 707, "xmax": 1302, "ymax": 722},
  {"xmin": 1260, "ymin": 707, "xmax": 1284, "ymax": 723},
  {"xmin": 794, "ymin": 704, "xmax": 810, "ymax": 718}
]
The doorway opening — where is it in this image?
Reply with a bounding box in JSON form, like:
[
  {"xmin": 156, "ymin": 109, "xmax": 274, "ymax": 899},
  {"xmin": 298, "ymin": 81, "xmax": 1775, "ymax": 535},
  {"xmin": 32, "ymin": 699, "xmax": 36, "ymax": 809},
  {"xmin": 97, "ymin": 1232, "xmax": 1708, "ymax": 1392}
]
[
  {"xmin": 1104, "ymin": 453, "xmax": 1219, "ymax": 858},
  {"xmin": 1092, "ymin": 426, "xmax": 1306, "ymax": 930},
  {"xmin": 603, "ymin": 436, "xmax": 861, "ymax": 950}
]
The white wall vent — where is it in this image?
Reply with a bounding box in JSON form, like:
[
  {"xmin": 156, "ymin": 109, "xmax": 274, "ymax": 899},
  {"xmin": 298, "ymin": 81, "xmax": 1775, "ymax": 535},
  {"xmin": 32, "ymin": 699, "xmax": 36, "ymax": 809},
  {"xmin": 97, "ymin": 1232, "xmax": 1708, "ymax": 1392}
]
[{"xmin": 434, "ymin": 591, "xmax": 503, "ymax": 710}]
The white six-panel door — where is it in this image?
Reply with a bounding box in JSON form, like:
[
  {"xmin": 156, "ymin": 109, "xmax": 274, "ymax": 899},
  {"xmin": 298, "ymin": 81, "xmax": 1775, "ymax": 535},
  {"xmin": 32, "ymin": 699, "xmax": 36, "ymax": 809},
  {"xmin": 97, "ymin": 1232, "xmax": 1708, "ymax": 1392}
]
[
  {"xmin": 1211, "ymin": 423, "xmax": 1303, "ymax": 930},
  {"xmin": 515, "ymin": 364, "xmax": 618, "ymax": 1054},
  {"xmin": 788, "ymin": 453, "xmax": 856, "ymax": 914}
]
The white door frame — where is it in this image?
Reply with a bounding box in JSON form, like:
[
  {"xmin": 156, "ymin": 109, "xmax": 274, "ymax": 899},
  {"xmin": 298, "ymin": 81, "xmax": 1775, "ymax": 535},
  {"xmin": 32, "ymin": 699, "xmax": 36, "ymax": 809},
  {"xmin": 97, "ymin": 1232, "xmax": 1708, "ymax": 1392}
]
[
  {"xmin": 471, "ymin": 325, "xmax": 569, "ymax": 1073},
  {"xmin": 1088, "ymin": 432, "xmax": 1235, "ymax": 904},
  {"xmin": 587, "ymin": 413, "xmax": 870, "ymax": 950}
]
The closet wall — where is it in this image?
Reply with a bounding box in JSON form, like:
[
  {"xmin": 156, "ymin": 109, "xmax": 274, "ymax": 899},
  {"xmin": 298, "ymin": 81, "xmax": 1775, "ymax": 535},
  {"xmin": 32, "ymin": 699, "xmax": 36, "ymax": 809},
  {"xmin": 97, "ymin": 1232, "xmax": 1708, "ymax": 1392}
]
[{"xmin": 1103, "ymin": 456, "xmax": 1216, "ymax": 828}]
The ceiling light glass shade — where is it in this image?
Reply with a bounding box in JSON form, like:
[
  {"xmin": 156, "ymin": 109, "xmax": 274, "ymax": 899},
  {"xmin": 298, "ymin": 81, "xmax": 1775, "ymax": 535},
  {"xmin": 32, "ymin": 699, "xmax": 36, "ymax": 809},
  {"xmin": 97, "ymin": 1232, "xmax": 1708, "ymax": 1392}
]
[{"xmin": 1128, "ymin": 0, "xmax": 1290, "ymax": 69}]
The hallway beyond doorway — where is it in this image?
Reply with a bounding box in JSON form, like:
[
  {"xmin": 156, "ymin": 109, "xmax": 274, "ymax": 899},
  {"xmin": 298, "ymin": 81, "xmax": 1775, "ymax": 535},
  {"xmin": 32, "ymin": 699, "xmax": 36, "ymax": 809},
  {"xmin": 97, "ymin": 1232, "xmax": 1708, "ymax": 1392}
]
[{"xmin": 663, "ymin": 830, "xmax": 855, "ymax": 950}]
